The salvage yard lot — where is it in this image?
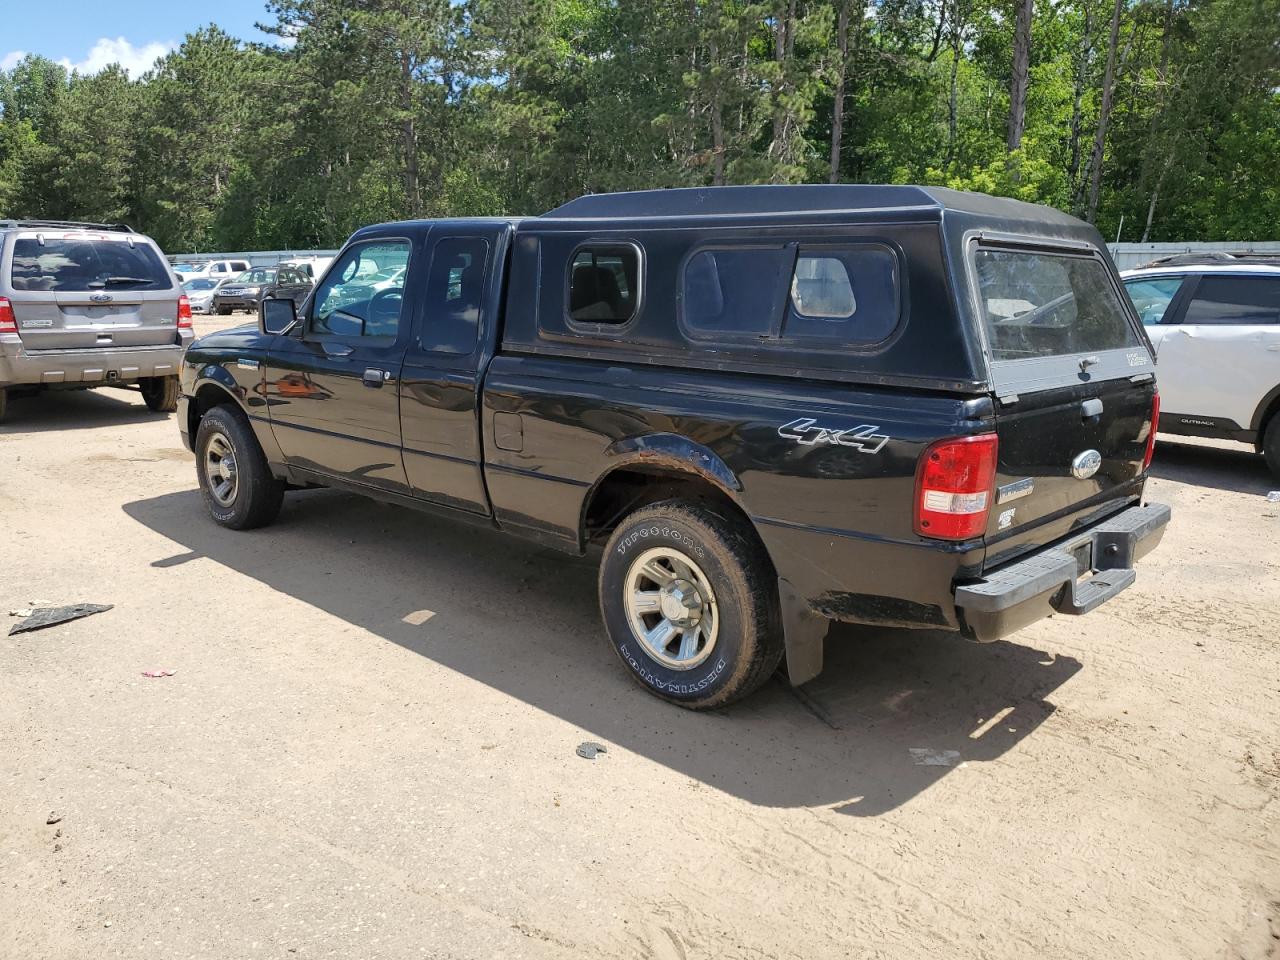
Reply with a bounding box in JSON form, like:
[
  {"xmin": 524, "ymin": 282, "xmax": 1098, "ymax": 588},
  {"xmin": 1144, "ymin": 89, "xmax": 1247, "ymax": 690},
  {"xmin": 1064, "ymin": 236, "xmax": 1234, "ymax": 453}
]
[{"xmin": 2, "ymin": 318, "xmax": 1278, "ymax": 959}]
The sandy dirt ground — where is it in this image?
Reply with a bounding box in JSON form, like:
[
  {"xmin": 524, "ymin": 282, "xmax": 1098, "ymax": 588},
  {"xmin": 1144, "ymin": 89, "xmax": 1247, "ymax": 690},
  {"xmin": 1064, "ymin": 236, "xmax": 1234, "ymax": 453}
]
[{"xmin": 2, "ymin": 316, "xmax": 1278, "ymax": 959}]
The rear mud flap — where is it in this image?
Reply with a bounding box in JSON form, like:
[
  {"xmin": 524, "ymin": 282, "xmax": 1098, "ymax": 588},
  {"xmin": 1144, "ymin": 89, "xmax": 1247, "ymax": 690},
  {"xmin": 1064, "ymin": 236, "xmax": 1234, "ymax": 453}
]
[{"xmin": 779, "ymin": 578, "xmax": 829, "ymax": 687}]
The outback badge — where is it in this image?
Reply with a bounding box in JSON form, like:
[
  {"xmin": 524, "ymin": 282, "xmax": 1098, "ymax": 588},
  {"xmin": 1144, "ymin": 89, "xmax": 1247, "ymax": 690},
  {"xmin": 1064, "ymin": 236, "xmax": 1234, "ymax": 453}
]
[{"xmin": 1071, "ymin": 449, "xmax": 1102, "ymax": 480}]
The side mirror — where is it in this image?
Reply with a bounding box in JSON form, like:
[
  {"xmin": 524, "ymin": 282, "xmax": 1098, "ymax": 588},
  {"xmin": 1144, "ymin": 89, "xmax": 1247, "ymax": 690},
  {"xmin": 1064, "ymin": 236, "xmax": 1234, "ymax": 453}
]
[{"xmin": 260, "ymin": 297, "xmax": 297, "ymax": 335}]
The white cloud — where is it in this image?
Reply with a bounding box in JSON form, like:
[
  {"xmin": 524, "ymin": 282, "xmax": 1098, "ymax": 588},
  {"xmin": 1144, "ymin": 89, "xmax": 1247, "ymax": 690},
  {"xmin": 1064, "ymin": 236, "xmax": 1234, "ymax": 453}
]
[
  {"xmin": 59, "ymin": 37, "xmax": 175, "ymax": 78},
  {"xmin": 2, "ymin": 50, "xmax": 28, "ymax": 71}
]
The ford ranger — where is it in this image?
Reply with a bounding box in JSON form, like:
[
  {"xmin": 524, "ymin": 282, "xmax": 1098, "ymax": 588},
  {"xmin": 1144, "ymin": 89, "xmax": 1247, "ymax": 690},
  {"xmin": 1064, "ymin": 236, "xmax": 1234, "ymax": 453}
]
[{"xmin": 177, "ymin": 185, "xmax": 1169, "ymax": 709}]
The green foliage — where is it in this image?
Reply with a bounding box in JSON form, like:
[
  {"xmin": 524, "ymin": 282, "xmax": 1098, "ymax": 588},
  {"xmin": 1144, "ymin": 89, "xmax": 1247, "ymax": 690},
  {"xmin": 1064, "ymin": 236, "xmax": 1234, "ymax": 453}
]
[{"xmin": 0, "ymin": 0, "xmax": 1276, "ymax": 248}]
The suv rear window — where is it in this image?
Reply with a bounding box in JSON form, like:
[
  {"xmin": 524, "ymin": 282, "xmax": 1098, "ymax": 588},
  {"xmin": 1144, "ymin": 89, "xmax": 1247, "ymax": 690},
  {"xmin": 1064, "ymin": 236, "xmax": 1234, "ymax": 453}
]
[
  {"xmin": 974, "ymin": 248, "xmax": 1140, "ymax": 361},
  {"xmin": 10, "ymin": 238, "xmax": 172, "ymax": 292},
  {"xmin": 1182, "ymin": 275, "xmax": 1280, "ymax": 325}
]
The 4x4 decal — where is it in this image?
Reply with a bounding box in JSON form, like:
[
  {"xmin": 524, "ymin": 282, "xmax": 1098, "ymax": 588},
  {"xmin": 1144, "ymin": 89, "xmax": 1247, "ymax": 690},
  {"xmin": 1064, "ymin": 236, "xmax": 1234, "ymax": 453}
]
[{"xmin": 777, "ymin": 418, "xmax": 890, "ymax": 454}]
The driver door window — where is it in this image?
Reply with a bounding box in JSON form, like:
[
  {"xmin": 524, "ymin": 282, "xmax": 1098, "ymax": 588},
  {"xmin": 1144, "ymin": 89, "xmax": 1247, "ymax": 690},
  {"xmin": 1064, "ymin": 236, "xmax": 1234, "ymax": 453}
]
[{"xmin": 311, "ymin": 240, "xmax": 411, "ymax": 338}]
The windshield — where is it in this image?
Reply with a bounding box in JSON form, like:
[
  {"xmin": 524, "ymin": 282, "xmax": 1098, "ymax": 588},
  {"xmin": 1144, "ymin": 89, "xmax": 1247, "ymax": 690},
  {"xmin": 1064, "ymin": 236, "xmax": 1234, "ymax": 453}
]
[
  {"xmin": 974, "ymin": 248, "xmax": 1141, "ymax": 361},
  {"xmin": 173, "ymin": 263, "xmax": 205, "ymax": 274},
  {"xmin": 184, "ymin": 278, "xmax": 219, "ymax": 291},
  {"xmin": 236, "ymin": 268, "xmax": 275, "ymax": 284},
  {"xmin": 10, "ymin": 238, "xmax": 173, "ymax": 292}
]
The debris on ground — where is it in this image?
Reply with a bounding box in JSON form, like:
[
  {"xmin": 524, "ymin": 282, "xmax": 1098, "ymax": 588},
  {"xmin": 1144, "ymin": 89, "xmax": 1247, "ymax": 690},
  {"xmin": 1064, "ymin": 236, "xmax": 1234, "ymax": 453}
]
[
  {"xmin": 46, "ymin": 812, "xmax": 62, "ymax": 825},
  {"xmin": 1267, "ymin": 491, "xmax": 1280, "ymax": 503},
  {"xmin": 8, "ymin": 604, "xmax": 113, "ymax": 636},
  {"xmin": 8, "ymin": 608, "xmax": 33, "ymax": 618},
  {"xmin": 909, "ymin": 748, "xmax": 962, "ymax": 767},
  {"xmin": 141, "ymin": 669, "xmax": 176, "ymax": 678},
  {"xmin": 576, "ymin": 741, "xmax": 608, "ymax": 760}
]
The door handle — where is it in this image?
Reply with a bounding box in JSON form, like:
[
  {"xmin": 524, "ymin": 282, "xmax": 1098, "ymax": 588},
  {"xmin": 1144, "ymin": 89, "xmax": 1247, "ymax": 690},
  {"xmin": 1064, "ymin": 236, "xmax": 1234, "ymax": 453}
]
[
  {"xmin": 324, "ymin": 343, "xmax": 353, "ymax": 357},
  {"xmin": 363, "ymin": 368, "xmax": 394, "ymax": 388},
  {"xmin": 1081, "ymin": 397, "xmax": 1104, "ymax": 420}
]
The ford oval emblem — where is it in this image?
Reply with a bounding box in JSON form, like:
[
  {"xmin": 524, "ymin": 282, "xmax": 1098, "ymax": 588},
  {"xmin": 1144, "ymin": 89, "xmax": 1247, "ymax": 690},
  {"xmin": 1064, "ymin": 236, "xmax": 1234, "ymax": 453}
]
[
  {"xmin": 89, "ymin": 293, "xmax": 113, "ymax": 303},
  {"xmin": 1071, "ymin": 449, "xmax": 1102, "ymax": 480}
]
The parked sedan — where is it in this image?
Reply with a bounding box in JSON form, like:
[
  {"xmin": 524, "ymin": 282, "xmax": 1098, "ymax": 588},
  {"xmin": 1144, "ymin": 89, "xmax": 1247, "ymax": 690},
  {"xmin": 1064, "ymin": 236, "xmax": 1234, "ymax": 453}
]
[
  {"xmin": 182, "ymin": 276, "xmax": 233, "ymax": 314},
  {"xmin": 213, "ymin": 266, "xmax": 312, "ymax": 315}
]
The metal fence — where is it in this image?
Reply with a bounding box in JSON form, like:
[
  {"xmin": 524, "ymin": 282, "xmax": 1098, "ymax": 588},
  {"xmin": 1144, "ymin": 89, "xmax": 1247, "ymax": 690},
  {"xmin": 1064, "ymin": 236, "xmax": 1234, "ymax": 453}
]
[
  {"xmin": 1108, "ymin": 241, "xmax": 1280, "ymax": 270},
  {"xmin": 168, "ymin": 249, "xmax": 339, "ymax": 268}
]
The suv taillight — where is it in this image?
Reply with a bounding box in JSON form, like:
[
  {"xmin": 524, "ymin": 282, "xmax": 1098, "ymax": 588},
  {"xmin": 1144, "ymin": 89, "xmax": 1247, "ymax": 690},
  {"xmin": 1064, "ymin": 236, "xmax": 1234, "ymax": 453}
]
[
  {"xmin": 0, "ymin": 297, "xmax": 16, "ymax": 334},
  {"xmin": 1143, "ymin": 391, "xmax": 1160, "ymax": 471},
  {"xmin": 914, "ymin": 434, "xmax": 999, "ymax": 540},
  {"xmin": 177, "ymin": 294, "xmax": 193, "ymax": 328}
]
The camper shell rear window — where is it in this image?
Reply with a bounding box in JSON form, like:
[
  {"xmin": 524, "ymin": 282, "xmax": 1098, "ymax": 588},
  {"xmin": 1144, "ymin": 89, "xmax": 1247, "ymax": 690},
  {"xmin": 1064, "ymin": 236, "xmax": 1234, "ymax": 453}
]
[{"xmin": 680, "ymin": 242, "xmax": 901, "ymax": 346}]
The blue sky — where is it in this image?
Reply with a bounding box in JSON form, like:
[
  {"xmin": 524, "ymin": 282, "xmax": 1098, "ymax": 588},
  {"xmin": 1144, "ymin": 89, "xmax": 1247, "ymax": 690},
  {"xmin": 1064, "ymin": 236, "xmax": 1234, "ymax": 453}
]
[{"xmin": 1, "ymin": 0, "xmax": 282, "ymax": 76}]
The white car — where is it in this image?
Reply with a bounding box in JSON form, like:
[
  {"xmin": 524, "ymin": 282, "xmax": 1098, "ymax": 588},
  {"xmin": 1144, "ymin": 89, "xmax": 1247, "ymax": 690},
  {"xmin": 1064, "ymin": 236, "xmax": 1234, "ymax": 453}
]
[
  {"xmin": 172, "ymin": 259, "xmax": 251, "ymax": 281},
  {"xmin": 1121, "ymin": 259, "xmax": 1280, "ymax": 476},
  {"xmin": 181, "ymin": 276, "xmax": 234, "ymax": 313},
  {"xmin": 278, "ymin": 256, "xmax": 333, "ymax": 282}
]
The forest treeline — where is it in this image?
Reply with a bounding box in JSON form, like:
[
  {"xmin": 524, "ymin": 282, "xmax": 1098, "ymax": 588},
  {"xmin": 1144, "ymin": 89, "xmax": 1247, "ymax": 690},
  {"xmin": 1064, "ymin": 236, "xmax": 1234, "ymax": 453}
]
[{"xmin": 0, "ymin": 0, "xmax": 1277, "ymax": 252}]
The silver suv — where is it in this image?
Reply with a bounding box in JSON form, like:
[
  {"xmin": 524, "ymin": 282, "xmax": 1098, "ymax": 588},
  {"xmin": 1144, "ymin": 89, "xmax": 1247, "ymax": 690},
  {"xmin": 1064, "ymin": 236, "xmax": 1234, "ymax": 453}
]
[{"xmin": 0, "ymin": 220, "xmax": 192, "ymax": 422}]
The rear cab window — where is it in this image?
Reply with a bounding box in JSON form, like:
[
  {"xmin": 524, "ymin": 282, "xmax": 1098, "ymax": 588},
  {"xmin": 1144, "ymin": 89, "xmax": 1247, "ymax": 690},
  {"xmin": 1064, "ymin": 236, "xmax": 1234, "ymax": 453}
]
[
  {"xmin": 972, "ymin": 244, "xmax": 1151, "ymax": 388},
  {"xmin": 568, "ymin": 245, "xmax": 639, "ymax": 325},
  {"xmin": 9, "ymin": 236, "xmax": 172, "ymax": 291}
]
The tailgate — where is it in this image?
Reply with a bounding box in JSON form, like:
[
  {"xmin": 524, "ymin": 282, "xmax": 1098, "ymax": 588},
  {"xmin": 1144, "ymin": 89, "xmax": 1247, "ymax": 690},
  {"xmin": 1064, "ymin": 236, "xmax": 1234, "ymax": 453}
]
[
  {"xmin": 5, "ymin": 232, "xmax": 181, "ymax": 349},
  {"xmin": 970, "ymin": 243, "xmax": 1158, "ymax": 570}
]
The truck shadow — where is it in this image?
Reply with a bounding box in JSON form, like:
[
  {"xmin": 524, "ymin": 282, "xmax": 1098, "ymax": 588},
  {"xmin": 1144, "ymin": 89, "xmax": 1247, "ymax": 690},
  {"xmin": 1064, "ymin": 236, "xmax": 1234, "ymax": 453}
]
[
  {"xmin": 1150, "ymin": 437, "xmax": 1274, "ymax": 495},
  {"xmin": 0, "ymin": 387, "xmax": 170, "ymax": 434},
  {"xmin": 124, "ymin": 487, "xmax": 1081, "ymax": 816}
]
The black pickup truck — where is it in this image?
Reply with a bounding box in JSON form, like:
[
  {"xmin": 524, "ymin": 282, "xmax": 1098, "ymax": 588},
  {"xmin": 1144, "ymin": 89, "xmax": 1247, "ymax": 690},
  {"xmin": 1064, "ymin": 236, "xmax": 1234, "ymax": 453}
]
[{"xmin": 178, "ymin": 185, "xmax": 1169, "ymax": 709}]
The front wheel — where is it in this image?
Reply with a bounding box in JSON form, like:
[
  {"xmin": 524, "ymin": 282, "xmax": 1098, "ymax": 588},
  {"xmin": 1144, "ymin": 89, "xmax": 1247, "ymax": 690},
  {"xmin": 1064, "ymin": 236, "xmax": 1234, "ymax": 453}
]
[
  {"xmin": 194, "ymin": 405, "xmax": 284, "ymax": 530},
  {"xmin": 599, "ymin": 500, "xmax": 783, "ymax": 709},
  {"xmin": 139, "ymin": 375, "xmax": 180, "ymax": 412}
]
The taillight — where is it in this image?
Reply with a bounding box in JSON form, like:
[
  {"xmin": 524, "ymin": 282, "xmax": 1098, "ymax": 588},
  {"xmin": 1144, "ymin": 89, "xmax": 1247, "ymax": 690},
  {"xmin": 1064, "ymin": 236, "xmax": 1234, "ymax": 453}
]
[
  {"xmin": 1142, "ymin": 391, "xmax": 1160, "ymax": 471},
  {"xmin": 914, "ymin": 434, "xmax": 999, "ymax": 540},
  {"xmin": 0, "ymin": 296, "xmax": 16, "ymax": 334},
  {"xmin": 177, "ymin": 294, "xmax": 193, "ymax": 328}
]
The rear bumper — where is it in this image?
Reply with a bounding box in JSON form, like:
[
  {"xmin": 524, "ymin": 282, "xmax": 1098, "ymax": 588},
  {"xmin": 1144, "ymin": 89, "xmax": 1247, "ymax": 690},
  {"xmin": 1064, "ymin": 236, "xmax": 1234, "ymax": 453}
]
[
  {"xmin": 955, "ymin": 502, "xmax": 1171, "ymax": 642},
  {"xmin": 0, "ymin": 336, "xmax": 192, "ymax": 388}
]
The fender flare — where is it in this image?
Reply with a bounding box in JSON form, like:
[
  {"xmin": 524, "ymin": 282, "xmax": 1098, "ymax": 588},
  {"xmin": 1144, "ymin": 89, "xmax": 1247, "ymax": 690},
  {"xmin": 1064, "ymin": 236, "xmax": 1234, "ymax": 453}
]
[
  {"xmin": 598, "ymin": 432, "xmax": 742, "ymax": 495},
  {"xmin": 193, "ymin": 362, "xmax": 245, "ymax": 405},
  {"xmin": 1250, "ymin": 382, "xmax": 1280, "ymax": 438},
  {"xmin": 190, "ymin": 363, "xmax": 285, "ymax": 466}
]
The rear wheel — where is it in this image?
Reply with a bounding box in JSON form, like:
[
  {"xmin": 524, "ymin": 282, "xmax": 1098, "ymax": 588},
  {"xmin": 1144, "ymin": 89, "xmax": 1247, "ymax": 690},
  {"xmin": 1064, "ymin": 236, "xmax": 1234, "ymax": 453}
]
[
  {"xmin": 1264, "ymin": 415, "xmax": 1280, "ymax": 480},
  {"xmin": 139, "ymin": 375, "xmax": 180, "ymax": 413},
  {"xmin": 194, "ymin": 405, "xmax": 284, "ymax": 530},
  {"xmin": 598, "ymin": 500, "xmax": 783, "ymax": 709}
]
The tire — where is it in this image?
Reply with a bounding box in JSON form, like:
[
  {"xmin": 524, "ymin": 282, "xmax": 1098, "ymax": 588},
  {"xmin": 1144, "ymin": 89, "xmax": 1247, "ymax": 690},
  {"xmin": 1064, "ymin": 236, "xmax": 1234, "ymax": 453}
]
[
  {"xmin": 1264, "ymin": 415, "xmax": 1280, "ymax": 480},
  {"xmin": 0, "ymin": 387, "xmax": 7, "ymax": 424},
  {"xmin": 139, "ymin": 375, "xmax": 180, "ymax": 413},
  {"xmin": 194, "ymin": 405, "xmax": 284, "ymax": 530},
  {"xmin": 599, "ymin": 500, "xmax": 783, "ymax": 709}
]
